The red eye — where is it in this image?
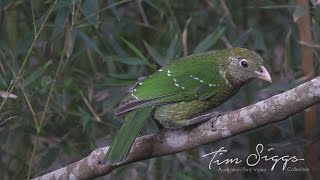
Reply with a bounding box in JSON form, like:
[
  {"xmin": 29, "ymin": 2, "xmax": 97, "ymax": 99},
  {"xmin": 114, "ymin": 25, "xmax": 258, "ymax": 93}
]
[{"xmin": 239, "ymin": 59, "xmax": 248, "ymax": 68}]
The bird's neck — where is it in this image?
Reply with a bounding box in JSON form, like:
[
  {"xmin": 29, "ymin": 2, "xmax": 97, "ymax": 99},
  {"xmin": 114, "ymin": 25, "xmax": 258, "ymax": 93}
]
[{"xmin": 226, "ymin": 70, "xmax": 252, "ymax": 88}]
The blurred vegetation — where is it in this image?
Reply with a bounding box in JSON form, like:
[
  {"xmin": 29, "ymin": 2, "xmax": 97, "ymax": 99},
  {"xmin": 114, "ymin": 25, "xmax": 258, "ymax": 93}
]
[{"xmin": 0, "ymin": 0, "xmax": 319, "ymax": 179}]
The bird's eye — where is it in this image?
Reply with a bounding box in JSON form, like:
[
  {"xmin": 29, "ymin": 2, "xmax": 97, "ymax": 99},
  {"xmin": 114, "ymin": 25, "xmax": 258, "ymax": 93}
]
[{"xmin": 239, "ymin": 59, "xmax": 248, "ymax": 68}]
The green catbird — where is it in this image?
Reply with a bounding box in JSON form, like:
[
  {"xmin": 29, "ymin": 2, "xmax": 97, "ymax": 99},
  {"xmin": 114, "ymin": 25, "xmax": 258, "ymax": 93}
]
[{"xmin": 105, "ymin": 48, "xmax": 272, "ymax": 164}]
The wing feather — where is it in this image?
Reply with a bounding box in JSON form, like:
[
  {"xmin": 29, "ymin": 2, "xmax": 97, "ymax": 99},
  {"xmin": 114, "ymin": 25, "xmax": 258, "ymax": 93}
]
[{"xmin": 115, "ymin": 51, "xmax": 228, "ymax": 116}]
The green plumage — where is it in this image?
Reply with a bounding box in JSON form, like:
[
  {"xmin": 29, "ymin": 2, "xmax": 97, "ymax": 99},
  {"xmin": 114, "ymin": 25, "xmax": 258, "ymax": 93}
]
[
  {"xmin": 105, "ymin": 48, "xmax": 271, "ymax": 164},
  {"xmin": 105, "ymin": 106, "xmax": 153, "ymax": 164}
]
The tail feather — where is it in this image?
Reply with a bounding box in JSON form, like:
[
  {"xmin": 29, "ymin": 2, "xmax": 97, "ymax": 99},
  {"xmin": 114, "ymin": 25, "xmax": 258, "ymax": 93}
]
[
  {"xmin": 104, "ymin": 106, "xmax": 154, "ymax": 165},
  {"xmin": 114, "ymin": 99, "xmax": 154, "ymax": 117}
]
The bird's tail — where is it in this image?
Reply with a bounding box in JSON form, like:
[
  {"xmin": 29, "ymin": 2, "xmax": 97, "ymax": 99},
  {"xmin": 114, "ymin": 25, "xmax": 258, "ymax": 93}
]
[{"xmin": 104, "ymin": 106, "xmax": 154, "ymax": 165}]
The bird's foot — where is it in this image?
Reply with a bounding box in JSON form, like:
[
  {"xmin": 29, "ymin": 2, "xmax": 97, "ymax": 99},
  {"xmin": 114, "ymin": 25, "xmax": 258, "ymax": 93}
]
[
  {"xmin": 186, "ymin": 111, "xmax": 223, "ymax": 127},
  {"xmin": 152, "ymin": 118, "xmax": 165, "ymax": 130},
  {"xmin": 209, "ymin": 112, "xmax": 223, "ymax": 131},
  {"xmin": 155, "ymin": 128, "xmax": 173, "ymax": 143},
  {"xmin": 151, "ymin": 117, "xmax": 172, "ymax": 143}
]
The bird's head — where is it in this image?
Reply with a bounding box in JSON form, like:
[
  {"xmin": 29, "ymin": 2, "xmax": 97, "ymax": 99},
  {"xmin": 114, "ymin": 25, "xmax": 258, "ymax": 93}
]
[{"xmin": 224, "ymin": 48, "xmax": 272, "ymax": 85}]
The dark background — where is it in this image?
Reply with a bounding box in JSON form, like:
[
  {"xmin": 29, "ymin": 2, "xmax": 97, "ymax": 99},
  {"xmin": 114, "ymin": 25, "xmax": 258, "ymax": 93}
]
[{"xmin": 0, "ymin": 0, "xmax": 319, "ymax": 179}]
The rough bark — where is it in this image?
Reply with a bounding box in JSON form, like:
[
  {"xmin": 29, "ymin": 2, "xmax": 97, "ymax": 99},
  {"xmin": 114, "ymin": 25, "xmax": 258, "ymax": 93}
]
[{"xmin": 33, "ymin": 77, "xmax": 320, "ymax": 180}]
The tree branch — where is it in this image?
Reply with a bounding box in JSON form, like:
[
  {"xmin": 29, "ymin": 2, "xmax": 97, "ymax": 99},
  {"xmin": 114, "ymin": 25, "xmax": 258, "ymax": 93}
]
[{"xmin": 33, "ymin": 77, "xmax": 320, "ymax": 180}]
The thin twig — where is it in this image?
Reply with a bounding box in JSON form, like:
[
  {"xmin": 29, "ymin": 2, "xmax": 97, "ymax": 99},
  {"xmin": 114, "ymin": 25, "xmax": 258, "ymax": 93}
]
[
  {"xmin": 182, "ymin": 18, "xmax": 192, "ymax": 56},
  {"xmin": 137, "ymin": 0, "xmax": 149, "ymax": 26},
  {"xmin": 81, "ymin": 92, "xmax": 102, "ymax": 122}
]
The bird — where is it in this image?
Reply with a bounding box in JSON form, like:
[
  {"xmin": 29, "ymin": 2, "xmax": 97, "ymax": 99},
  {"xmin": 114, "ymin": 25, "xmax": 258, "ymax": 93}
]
[{"xmin": 104, "ymin": 47, "xmax": 272, "ymax": 164}]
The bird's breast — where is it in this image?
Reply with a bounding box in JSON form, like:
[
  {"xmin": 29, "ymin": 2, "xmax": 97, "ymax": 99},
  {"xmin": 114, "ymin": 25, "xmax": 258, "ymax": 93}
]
[{"xmin": 153, "ymin": 87, "xmax": 239, "ymax": 128}]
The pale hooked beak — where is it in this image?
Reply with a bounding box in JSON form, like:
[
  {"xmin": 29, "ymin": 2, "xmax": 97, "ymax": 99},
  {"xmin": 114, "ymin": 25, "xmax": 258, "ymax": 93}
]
[{"xmin": 254, "ymin": 66, "xmax": 272, "ymax": 83}]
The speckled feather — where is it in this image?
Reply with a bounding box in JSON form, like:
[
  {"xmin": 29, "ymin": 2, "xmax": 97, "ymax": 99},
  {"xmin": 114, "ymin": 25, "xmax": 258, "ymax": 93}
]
[
  {"xmin": 106, "ymin": 48, "xmax": 269, "ymax": 164},
  {"xmin": 115, "ymin": 48, "xmax": 263, "ymax": 127}
]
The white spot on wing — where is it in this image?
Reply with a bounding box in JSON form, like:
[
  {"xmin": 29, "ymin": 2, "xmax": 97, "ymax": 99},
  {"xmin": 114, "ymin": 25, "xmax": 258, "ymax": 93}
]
[
  {"xmin": 219, "ymin": 69, "xmax": 230, "ymax": 86},
  {"xmin": 131, "ymin": 93, "xmax": 139, "ymax": 100},
  {"xmin": 139, "ymin": 82, "xmax": 143, "ymax": 85},
  {"xmin": 173, "ymin": 78, "xmax": 180, "ymax": 87},
  {"xmin": 190, "ymin": 74, "xmax": 212, "ymax": 85}
]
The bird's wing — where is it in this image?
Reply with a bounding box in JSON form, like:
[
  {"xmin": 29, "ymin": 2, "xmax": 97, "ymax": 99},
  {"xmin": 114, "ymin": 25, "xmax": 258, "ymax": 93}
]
[{"xmin": 115, "ymin": 52, "xmax": 228, "ymax": 116}]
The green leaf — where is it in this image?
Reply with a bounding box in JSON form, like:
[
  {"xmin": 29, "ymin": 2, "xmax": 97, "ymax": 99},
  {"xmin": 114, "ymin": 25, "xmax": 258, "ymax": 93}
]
[
  {"xmin": 144, "ymin": 0, "xmax": 163, "ymax": 14},
  {"xmin": 254, "ymin": 30, "xmax": 266, "ymax": 52},
  {"xmin": 77, "ymin": 29, "xmax": 103, "ymax": 56},
  {"xmin": 40, "ymin": 75, "xmax": 53, "ymax": 93},
  {"xmin": 105, "ymin": 56, "xmax": 147, "ymax": 65},
  {"xmin": 165, "ymin": 34, "xmax": 178, "ymax": 61},
  {"xmin": 143, "ymin": 41, "xmax": 164, "ymax": 66},
  {"xmin": 51, "ymin": 7, "xmax": 68, "ymax": 42},
  {"xmin": 78, "ymin": 106, "xmax": 91, "ymax": 131},
  {"xmin": 81, "ymin": 0, "xmax": 99, "ymax": 28},
  {"xmin": 39, "ymin": 147, "xmax": 59, "ymax": 169},
  {"xmin": 311, "ymin": 11, "xmax": 320, "ymax": 26},
  {"xmin": 284, "ymin": 29, "xmax": 293, "ymax": 69},
  {"xmin": 0, "ymin": 74, "xmax": 7, "ymax": 87},
  {"xmin": 232, "ymin": 29, "xmax": 252, "ymax": 47},
  {"xmin": 23, "ymin": 60, "xmax": 51, "ymax": 88},
  {"xmin": 108, "ymin": 73, "xmax": 139, "ymax": 80},
  {"xmin": 102, "ymin": 77, "xmax": 136, "ymax": 86},
  {"xmin": 193, "ymin": 26, "xmax": 226, "ymax": 54},
  {"xmin": 120, "ymin": 37, "xmax": 154, "ymax": 68}
]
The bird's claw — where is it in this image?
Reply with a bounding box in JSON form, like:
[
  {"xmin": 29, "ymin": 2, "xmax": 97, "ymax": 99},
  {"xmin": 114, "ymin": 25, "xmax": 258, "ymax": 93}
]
[
  {"xmin": 156, "ymin": 128, "xmax": 173, "ymax": 143},
  {"xmin": 209, "ymin": 112, "xmax": 223, "ymax": 131}
]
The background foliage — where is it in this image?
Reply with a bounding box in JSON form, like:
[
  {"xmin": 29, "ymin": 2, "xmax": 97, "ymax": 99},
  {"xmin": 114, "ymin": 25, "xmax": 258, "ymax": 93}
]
[{"xmin": 0, "ymin": 0, "xmax": 319, "ymax": 179}]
